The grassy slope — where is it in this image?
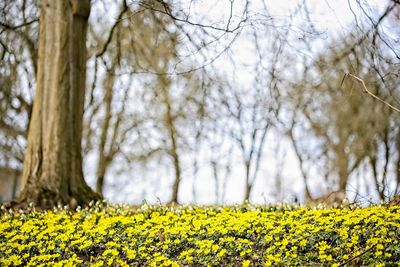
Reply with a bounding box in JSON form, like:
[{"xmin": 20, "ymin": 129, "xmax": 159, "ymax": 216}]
[{"xmin": 0, "ymin": 203, "xmax": 399, "ymax": 266}]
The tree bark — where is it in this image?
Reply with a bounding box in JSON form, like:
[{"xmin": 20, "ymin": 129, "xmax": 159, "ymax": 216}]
[
  {"xmin": 95, "ymin": 61, "xmax": 116, "ymax": 196},
  {"xmin": 396, "ymin": 131, "xmax": 400, "ymax": 194},
  {"xmin": 18, "ymin": 0, "xmax": 101, "ymax": 208},
  {"xmin": 165, "ymin": 98, "xmax": 181, "ymax": 204},
  {"xmin": 243, "ymin": 160, "xmax": 251, "ymax": 202},
  {"xmin": 335, "ymin": 142, "xmax": 348, "ymax": 200},
  {"xmin": 369, "ymin": 155, "xmax": 385, "ymax": 201},
  {"xmin": 337, "ymin": 164, "xmax": 348, "ymax": 199},
  {"xmin": 160, "ymin": 77, "xmax": 181, "ymax": 204},
  {"xmin": 288, "ymin": 129, "xmax": 313, "ymax": 202}
]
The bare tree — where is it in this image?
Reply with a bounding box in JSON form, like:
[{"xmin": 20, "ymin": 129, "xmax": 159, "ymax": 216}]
[
  {"xmin": 0, "ymin": 0, "xmax": 38, "ymax": 199},
  {"xmin": 18, "ymin": 0, "xmax": 101, "ymax": 207},
  {"xmin": 287, "ymin": 35, "xmax": 398, "ymax": 203}
]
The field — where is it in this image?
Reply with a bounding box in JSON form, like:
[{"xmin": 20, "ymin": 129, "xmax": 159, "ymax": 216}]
[{"xmin": 0, "ymin": 203, "xmax": 399, "ymax": 266}]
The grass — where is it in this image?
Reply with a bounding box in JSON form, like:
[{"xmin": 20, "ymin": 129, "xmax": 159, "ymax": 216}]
[{"xmin": 0, "ymin": 202, "xmax": 399, "ymax": 266}]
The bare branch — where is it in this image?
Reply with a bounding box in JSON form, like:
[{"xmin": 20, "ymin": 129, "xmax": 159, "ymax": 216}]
[
  {"xmin": 95, "ymin": 0, "xmax": 128, "ymax": 58},
  {"xmin": 136, "ymin": 0, "xmax": 248, "ymax": 33},
  {"xmin": 0, "ymin": 19, "xmax": 38, "ymax": 31},
  {"xmin": 339, "ymin": 244, "xmax": 376, "ymax": 267},
  {"xmin": 343, "ymin": 73, "xmax": 400, "ymax": 114}
]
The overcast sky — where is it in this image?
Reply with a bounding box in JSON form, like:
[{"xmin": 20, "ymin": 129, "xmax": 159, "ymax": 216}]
[{"xmin": 85, "ymin": 0, "xmax": 392, "ymax": 205}]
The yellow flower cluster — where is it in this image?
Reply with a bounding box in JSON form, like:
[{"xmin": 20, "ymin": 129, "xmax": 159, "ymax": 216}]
[{"xmin": 0, "ymin": 204, "xmax": 399, "ymax": 266}]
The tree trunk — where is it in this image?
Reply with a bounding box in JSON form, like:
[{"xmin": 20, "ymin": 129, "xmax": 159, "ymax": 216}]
[
  {"xmin": 336, "ymin": 143, "xmax": 348, "ymax": 201},
  {"xmin": 18, "ymin": 0, "xmax": 101, "ymax": 208},
  {"xmin": 95, "ymin": 60, "xmax": 116, "ymax": 196},
  {"xmin": 160, "ymin": 78, "xmax": 181, "ymax": 204},
  {"xmin": 166, "ymin": 103, "xmax": 181, "ymax": 204},
  {"xmin": 11, "ymin": 170, "xmax": 20, "ymax": 199},
  {"xmin": 169, "ymin": 143, "xmax": 181, "ymax": 204},
  {"xmin": 288, "ymin": 128, "xmax": 313, "ymax": 202},
  {"xmin": 243, "ymin": 160, "xmax": 251, "ymax": 202},
  {"xmin": 369, "ymin": 155, "xmax": 385, "ymax": 201},
  {"xmin": 338, "ymin": 166, "xmax": 347, "ymax": 198},
  {"xmin": 96, "ymin": 163, "xmax": 108, "ymax": 197},
  {"xmin": 396, "ymin": 131, "xmax": 400, "ymax": 194},
  {"xmin": 211, "ymin": 160, "xmax": 220, "ymax": 204}
]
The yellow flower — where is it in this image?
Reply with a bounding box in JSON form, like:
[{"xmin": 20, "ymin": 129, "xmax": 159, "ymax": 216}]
[
  {"xmin": 375, "ymin": 251, "xmax": 383, "ymax": 256},
  {"xmin": 242, "ymin": 260, "xmax": 251, "ymax": 267},
  {"xmin": 212, "ymin": 244, "xmax": 219, "ymax": 251},
  {"xmin": 103, "ymin": 248, "xmax": 119, "ymax": 257},
  {"xmin": 116, "ymin": 259, "xmax": 129, "ymax": 267},
  {"xmin": 126, "ymin": 249, "xmax": 137, "ymax": 260},
  {"xmin": 91, "ymin": 260, "xmax": 104, "ymax": 267},
  {"xmin": 1, "ymin": 255, "xmax": 22, "ymax": 266},
  {"xmin": 265, "ymin": 235, "xmax": 273, "ymax": 242},
  {"xmin": 299, "ymin": 239, "xmax": 307, "ymax": 246},
  {"xmin": 217, "ymin": 249, "xmax": 227, "ymax": 257},
  {"xmin": 106, "ymin": 241, "xmax": 119, "ymax": 247}
]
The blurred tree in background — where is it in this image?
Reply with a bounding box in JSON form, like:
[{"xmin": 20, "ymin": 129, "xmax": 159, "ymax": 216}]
[
  {"xmin": 0, "ymin": 0, "xmax": 38, "ymax": 200},
  {"xmin": 283, "ymin": 0, "xmax": 400, "ymax": 203}
]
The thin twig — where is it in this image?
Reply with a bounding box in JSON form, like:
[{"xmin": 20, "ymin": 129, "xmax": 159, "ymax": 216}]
[
  {"xmin": 0, "ymin": 19, "xmax": 39, "ymax": 30},
  {"xmin": 137, "ymin": 1, "xmax": 247, "ymax": 33},
  {"xmin": 343, "ymin": 73, "xmax": 400, "ymax": 114},
  {"xmin": 339, "ymin": 244, "xmax": 376, "ymax": 267},
  {"xmin": 95, "ymin": 0, "xmax": 128, "ymax": 58}
]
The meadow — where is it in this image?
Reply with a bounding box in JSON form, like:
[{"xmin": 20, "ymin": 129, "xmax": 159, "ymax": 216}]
[{"xmin": 0, "ymin": 203, "xmax": 399, "ymax": 266}]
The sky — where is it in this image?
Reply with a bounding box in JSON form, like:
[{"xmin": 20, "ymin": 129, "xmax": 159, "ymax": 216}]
[{"xmin": 84, "ymin": 0, "xmax": 393, "ymax": 205}]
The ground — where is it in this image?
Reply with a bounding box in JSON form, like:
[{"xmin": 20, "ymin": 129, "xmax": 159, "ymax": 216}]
[{"xmin": 0, "ymin": 203, "xmax": 399, "ymax": 266}]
